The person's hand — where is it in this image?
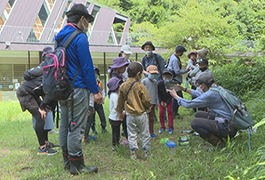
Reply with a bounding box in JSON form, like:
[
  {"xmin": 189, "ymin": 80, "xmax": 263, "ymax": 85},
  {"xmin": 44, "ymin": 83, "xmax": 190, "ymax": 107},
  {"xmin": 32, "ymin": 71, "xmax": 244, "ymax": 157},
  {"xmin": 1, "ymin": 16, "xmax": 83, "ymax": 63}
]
[
  {"xmin": 118, "ymin": 112, "xmax": 124, "ymax": 121},
  {"xmin": 101, "ymin": 98, "xmax": 105, "ymax": 104},
  {"xmin": 93, "ymin": 92, "xmax": 103, "ymax": 104},
  {"xmin": 167, "ymin": 89, "xmax": 179, "ymax": 99},
  {"xmin": 38, "ymin": 108, "xmax": 46, "ymax": 120},
  {"xmin": 163, "ymin": 102, "xmax": 167, "ymax": 108},
  {"xmin": 175, "ymin": 84, "xmax": 185, "ymax": 91}
]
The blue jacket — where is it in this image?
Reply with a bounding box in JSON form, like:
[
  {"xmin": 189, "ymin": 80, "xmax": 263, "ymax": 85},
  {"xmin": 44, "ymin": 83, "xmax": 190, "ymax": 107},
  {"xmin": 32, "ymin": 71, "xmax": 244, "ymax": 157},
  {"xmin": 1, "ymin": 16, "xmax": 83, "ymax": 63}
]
[
  {"xmin": 55, "ymin": 23, "xmax": 98, "ymax": 94},
  {"xmin": 177, "ymin": 85, "xmax": 232, "ymax": 121}
]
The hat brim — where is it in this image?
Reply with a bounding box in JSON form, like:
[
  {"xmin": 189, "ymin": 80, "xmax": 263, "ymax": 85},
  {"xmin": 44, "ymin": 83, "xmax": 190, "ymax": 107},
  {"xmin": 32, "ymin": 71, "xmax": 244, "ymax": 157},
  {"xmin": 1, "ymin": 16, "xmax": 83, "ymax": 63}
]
[
  {"xmin": 141, "ymin": 44, "xmax": 155, "ymax": 51},
  {"xmin": 66, "ymin": 10, "xmax": 94, "ymax": 23},
  {"xmin": 109, "ymin": 62, "xmax": 130, "ymax": 69},
  {"xmin": 162, "ymin": 72, "xmax": 172, "ymax": 76},
  {"xmin": 149, "ymin": 70, "xmax": 159, "ymax": 74},
  {"xmin": 123, "ymin": 50, "xmax": 133, "ymax": 54}
]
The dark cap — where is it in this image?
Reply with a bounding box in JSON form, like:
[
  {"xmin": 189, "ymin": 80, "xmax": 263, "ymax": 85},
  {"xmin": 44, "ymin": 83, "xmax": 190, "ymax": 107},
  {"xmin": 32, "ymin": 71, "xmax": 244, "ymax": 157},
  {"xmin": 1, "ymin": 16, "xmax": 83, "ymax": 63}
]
[
  {"xmin": 94, "ymin": 67, "xmax": 100, "ymax": 75},
  {"xmin": 66, "ymin": 3, "xmax": 94, "ymax": 22},
  {"xmin": 109, "ymin": 57, "xmax": 130, "ymax": 69},
  {"xmin": 42, "ymin": 46, "xmax": 53, "ymax": 57},
  {"xmin": 107, "ymin": 77, "xmax": 121, "ymax": 91},
  {"xmin": 198, "ymin": 58, "xmax": 208, "ymax": 65},
  {"xmin": 162, "ymin": 68, "xmax": 173, "ymax": 76},
  {"xmin": 196, "ymin": 72, "xmax": 214, "ymax": 86},
  {"xmin": 127, "ymin": 62, "xmax": 143, "ymax": 77},
  {"xmin": 141, "ymin": 41, "xmax": 155, "ymax": 50},
  {"xmin": 175, "ymin": 45, "xmax": 187, "ymax": 53}
]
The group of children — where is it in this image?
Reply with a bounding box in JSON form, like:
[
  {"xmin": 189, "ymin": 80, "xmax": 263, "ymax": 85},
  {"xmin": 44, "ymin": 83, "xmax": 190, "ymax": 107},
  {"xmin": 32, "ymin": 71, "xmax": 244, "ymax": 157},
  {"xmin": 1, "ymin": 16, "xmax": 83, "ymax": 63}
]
[{"xmin": 86, "ymin": 47, "xmax": 208, "ymax": 159}]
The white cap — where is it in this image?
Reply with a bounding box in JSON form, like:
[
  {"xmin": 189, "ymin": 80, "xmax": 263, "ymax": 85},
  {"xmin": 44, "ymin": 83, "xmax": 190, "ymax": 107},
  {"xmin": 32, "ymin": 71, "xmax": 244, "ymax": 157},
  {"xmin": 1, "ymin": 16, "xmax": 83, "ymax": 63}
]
[{"xmin": 120, "ymin": 45, "xmax": 133, "ymax": 54}]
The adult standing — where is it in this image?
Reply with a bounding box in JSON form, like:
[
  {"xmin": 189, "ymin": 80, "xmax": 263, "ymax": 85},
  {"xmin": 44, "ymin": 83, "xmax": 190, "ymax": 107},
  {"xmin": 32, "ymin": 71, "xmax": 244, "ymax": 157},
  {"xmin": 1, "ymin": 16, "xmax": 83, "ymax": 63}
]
[
  {"xmin": 141, "ymin": 41, "xmax": 165, "ymax": 81},
  {"xmin": 56, "ymin": 4, "xmax": 102, "ymax": 175},
  {"xmin": 167, "ymin": 45, "xmax": 188, "ymax": 117},
  {"xmin": 167, "ymin": 72, "xmax": 237, "ymax": 149}
]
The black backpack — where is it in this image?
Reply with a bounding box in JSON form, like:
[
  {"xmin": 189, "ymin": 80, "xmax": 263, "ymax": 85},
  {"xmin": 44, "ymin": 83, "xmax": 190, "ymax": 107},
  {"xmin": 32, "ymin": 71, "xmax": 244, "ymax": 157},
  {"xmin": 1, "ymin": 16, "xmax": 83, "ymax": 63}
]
[{"xmin": 42, "ymin": 30, "xmax": 82, "ymax": 100}]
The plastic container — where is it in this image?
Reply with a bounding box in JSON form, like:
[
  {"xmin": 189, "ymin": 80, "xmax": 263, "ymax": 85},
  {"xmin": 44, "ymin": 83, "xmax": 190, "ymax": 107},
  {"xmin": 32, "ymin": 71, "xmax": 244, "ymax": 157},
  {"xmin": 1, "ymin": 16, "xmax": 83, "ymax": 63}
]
[
  {"xmin": 179, "ymin": 141, "xmax": 189, "ymax": 146},
  {"xmin": 166, "ymin": 141, "xmax": 177, "ymax": 154},
  {"xmin": 179, "ymin": 134, "xmax": 189, "ymax": 142},
  {"xmin": 160, "ymin": 138, "xmax": 169, "ymax": 144}
]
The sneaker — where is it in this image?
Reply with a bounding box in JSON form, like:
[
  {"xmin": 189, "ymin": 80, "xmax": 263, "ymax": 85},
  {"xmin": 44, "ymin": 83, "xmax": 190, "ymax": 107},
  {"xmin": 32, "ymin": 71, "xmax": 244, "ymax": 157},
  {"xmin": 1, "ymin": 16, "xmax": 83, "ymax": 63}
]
[
  {"xmin": 84, "ymin": 135, "xmax": 96, "ymax": 143},
  {"xmin": 159, "ymin": 128, "xmax": 165, "ymax": 134},
  {"xmin": 150, "ymin": 133, "xmax": 157, "ymax": 138},
  {"xmin": 112, "ymin": 147, "xmax": 117, "ymax": 153},
  {"xmin": 167, "ymin": 127, "xmax": 174, "ymax": 134},
  {"xmin": 48, "ymin": 129, "xmax": 58, "ymax": 133},
  {"xmin": 47, "ymin": 142, "xmax": 60, "ymax": 149},
  {"xmin": 119, "ymin": 139, "xmax": 129, "ymax": 145},
  {"xmin": 143, "ymin": 149, "xmax": 151, "ymax": 158},
  {"xmin": 130, "ymin": 149, "xmax": 137, "ymax": 159},
  {"xmin": 37, "ymin": 146, "xmax": 58, "ymax": 155}
]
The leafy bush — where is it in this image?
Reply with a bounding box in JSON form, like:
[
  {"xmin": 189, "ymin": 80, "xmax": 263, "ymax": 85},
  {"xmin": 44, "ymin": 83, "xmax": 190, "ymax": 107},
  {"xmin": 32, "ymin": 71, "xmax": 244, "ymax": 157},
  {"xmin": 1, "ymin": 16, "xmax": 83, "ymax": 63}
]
[{"xmin": 212, "ymin": 59, "xmax": 265, "ymax": 100}]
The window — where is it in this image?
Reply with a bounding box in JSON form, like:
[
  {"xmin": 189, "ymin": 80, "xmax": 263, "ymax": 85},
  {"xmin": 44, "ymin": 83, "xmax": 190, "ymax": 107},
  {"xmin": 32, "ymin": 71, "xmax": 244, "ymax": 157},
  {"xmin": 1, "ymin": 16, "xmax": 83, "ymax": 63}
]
[
  {"xmin": 90, "ymin": 5, "xmax": 100, "ymax": 27},
  {"xmin": 57, "ymin": 0, "xmax": 73, "ymax": 29},
  {"xmin": 27, "ymin": 2, "xmax": 50, "ymax": 41},
  {"xmin": 0, "ymin": 0, "xmax": 16, "ymax": 29},
  {"xmin": 46, "ymin": 0, "xmax": 55, "ymax": 10},
  {"xmin": 38, "ymin": 4, "xmax": 49, "ymax": 26}
]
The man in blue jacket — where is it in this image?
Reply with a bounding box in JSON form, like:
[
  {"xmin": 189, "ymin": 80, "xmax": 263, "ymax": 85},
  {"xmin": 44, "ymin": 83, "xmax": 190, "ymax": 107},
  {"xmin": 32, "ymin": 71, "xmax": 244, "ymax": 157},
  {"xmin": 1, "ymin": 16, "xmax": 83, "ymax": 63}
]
[
  {"xmin": 56, "ymin": 4, "xmax": 102, "ymax": 175},
  {"xmin": 167, "ymin": 72, "xmax": 237, "ymax": 149}
]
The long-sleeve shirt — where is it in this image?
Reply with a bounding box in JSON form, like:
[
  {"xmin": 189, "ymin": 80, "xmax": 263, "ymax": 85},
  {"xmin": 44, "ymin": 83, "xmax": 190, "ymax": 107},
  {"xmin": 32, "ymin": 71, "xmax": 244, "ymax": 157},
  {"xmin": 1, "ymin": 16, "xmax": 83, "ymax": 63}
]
[
  {"xmin": 116, "ymin": 77, "xmax": 152, "ymax": 115},
  {"xmin": 186, "ymin": 59, "xmax": 197, "ymax": 70},
  {"xmin": 109, "ymin": 92, "xmax": 120, "ymax": 121},
  {"xmin": 167, "ymin": 53, "xmax": 188, "ymax": 83},
  {"xmin": 141, "ymin": 53, "xmax": 165, "ymax": 81},
  {"xmin": 177, "ymin": 85, "xmax": 232, "ymax": 121},
  {"xmin": 55, "ymin": 23, "xmax": 98, "ymax": 93},
  {"xmin": 141, "ymin": 78, "xmax": 159, "ymax": 105},
  {"xmin": 157, "ymin": 80, "xmax": 172, "ymax": 105}
]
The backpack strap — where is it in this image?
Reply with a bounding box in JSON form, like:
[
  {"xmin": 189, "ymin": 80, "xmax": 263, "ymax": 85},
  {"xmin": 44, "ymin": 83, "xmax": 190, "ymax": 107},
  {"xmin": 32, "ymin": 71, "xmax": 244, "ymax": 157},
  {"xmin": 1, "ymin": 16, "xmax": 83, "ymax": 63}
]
[
  {"xmin": 62, "ymin": 30, "xmax": 82, "ymax": 48},
  {"xmin": 126, "ymin": 81, "xmax": 137, "ymax": 100},
  {"xmin": 143, "ymin": 53, "xmax": 161, "ymax": 75}
]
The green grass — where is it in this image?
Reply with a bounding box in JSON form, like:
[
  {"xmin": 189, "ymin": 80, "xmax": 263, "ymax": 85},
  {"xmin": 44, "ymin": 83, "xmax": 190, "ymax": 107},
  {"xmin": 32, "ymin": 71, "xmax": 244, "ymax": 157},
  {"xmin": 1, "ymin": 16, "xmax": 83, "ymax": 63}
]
[{"xmin": 1, "ymin": 95, "xmax": 265, "ymax": 180}]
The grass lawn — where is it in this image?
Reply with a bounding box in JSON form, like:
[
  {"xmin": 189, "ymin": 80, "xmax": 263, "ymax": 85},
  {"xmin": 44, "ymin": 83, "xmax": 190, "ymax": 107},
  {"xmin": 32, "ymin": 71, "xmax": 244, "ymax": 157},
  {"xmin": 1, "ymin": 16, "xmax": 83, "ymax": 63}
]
[{"xmin": 0, "ymin": 95, "xmax": 264, "ymax": 180}]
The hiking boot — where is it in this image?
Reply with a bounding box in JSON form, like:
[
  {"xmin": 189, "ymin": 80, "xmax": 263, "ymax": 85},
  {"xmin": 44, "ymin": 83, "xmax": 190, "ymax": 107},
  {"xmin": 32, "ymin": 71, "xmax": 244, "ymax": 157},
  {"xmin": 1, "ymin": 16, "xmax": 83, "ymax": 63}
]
[
  {"xmin": 150, "ymin": 133, "xmax": 157, "ymax": 138},
  {"xmin": 69, "ymin": 155, "xmax": 98, "ymax": 175},
  {"xmin": 130, "ymin": 149, "xmax": 137, "ymax": 159},
  {"xmin": 159, "ymin": 128, "xmax": 165, "ymax": 134},
  {"xmin": 47, "ymin": 142, "xmax": 60, "ymax": 149},
  {"xmin": 37, "ymin": 146, "xmax": 58, "ymax": 155},
  {"xmin": 206, "ymin": 133, "xmax": 226, "ymax": 149},
  {"xmin": 167, "ymin": 127, "xmax": 174, "ymax": 134},
  {"xmin": 63, "ymin": 153, "xmax": 70, "ymax": 170}
]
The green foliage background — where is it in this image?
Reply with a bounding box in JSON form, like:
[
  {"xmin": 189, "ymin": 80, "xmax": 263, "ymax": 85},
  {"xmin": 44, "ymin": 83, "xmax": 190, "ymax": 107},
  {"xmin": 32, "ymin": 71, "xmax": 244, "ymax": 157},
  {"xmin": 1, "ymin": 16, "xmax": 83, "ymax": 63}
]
[{"xmin": 94, "ymin": 0, "xmax": 265, "ymax": 61}]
